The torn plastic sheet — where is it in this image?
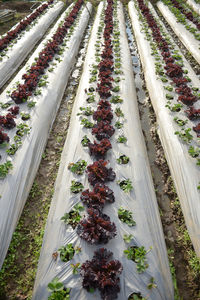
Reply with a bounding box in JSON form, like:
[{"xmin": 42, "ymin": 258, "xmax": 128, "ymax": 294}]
[
  {"xmin": 32, "ymin": 2, "xmax": 173, "ymax": 299},
  {"xmin": 0, "ymin": 2, "xmax": 92, "ymax": 269},
  {"xmin": 0, "ymin": 1, "xmax": 64, "ymax": 89},
  {"xmin": 187, "ymin": 0, "xmax": 200, "ymax": 15},
  {"xmin": 128, "ymin": 0, "xmax": 200, "ymax": 256},
  {"xmin": 157, "ymin": 1, "xmax": 200, "ymax": 65}
]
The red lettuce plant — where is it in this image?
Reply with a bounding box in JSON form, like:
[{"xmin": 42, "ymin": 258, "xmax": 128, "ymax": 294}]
[
  {"xmin": 92, "ymin": 120, "xmax": 115, "ymax": 140},
  {"xmin": 80, "ymin": 248, "xmax": 123, "ymax": 300},
  {"xmin": 193, "ymin": 123, "xmax": 200, "ymax": 137},
  {"xmin": 77, "ymin": 208, "xmax": 117, "ymax": 244},
  {"xmin": 8, "ymin": 106, "xmax": 19, "ymax": 115},
  {"xmin": 186, "ymin": 107, "xmax": 200, "ymax": 120},
  {"xmin": 87, "ymin": 160, "xmax": 116, "ymax": 186},
  {"xmin": 10, "ymin": 0, "xmax": 84, "ymax": 104},
  {"xmin": 81, "ymin": 183, "xmax": 115, "ymax": 210},
  {"xmin": 93, "ymin": 107, "xmax": 113, "ymax": 123},
  {"xmin": 0, "ymin": 113, "xmax": 16, "ymax": 129},
  {"xmin": 0, "ymin": 128, "xmax": 9, "ymax": 144},
  {"xmin": 88, "ymin": 138, "xmax": 112, "ymax": 159}
]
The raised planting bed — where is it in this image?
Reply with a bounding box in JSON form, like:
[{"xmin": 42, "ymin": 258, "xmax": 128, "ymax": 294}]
[
  {"xmin": 129, "ymin": 0, "xmax": 200, "ymax": 256},
  {"xmin": 32, "ymin": 1, "xmax": 173, "ymax": 299},
  {"xmin": 157, "ymin": 0, "xmax": 200, "ymax": 64},
  {"xmin": 0, "ymin": 0, "xmax": 92, "ymax": 269},
  {"xmin": 0, "ymin": 0, "xmax": 64, "ymax": 89}
]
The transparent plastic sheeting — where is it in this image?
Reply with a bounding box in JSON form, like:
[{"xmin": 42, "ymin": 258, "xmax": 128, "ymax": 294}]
[
  {"xmin": 33, "ymin": 2, "xmax": 173, "ymax": 299},
  {"xmin": 0, "ymin": 2, "xmax": 92, "ymax": 269},
  {"xmin": 187, "ymin": 0, "xmax": 200, "ymax": 15},
  {"xmin": 128, "ymin": 1, "xmax": 200, "ymax": 256},
  {"xmin": 157, "ymin": 1, "xmax": 200, "ymax": 65},
  {"xmin": 0, "ymin": 1, "xmax": 64, "ymax": 89}
]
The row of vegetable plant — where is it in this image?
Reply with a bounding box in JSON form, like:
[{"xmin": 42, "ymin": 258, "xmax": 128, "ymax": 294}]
[
  {"xmin": 32, "ymin": 0, "xmax": 173, "ymax": 299},
  {"xmin": 0, "ymin": 0, "xmax": 64, "ymax": 88},
  {"xmin": 157, "ymin": 0, "xmax": 200, "ymax": 64},
  {"xmin": 0, "ymin": 0, "xmax": 55, "ymax": 52},
  {"xmin": 128, "ymin": 0, "xmax": 200, "ymax": 256},
  {"xmin": 162, "ymin": 0, "xmax": 200, "ymax": 32},
  {"xmin": 0, "ymin": 0, "xmax": 92, "ymax": 269}
]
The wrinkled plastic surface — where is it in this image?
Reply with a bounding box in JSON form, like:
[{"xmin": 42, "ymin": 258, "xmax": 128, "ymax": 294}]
[
  {"xmin": 0, "ymin": 3, "xmax": 92, "ymax": 269},
  {"xmin": 157, "ymin": 1, "xmax": 200, "ymax": 64},
  {"xmin": 187, "ymin": 0, "xmax": 200, "ymax": 15},
  {"xmin": 129, "ymin": 0, "xmax": 200, "ymax": 256},
  {"xmin": 0, "ymin": 1, "xmax": 64, "ymax": 89},
  {"xmin": 32, "ymin": 2, "xmax": 173, "ymax": 299}
]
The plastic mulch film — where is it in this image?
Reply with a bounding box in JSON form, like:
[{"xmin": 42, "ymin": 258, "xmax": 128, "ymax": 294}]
[
  {"xmin": 32, "ymin": 2, "xmax": 173, "ymax": 299},
  {"xmin": 128, "ymin": 0, "xmax": 200, "ymax": 256},
  {"xmin": 157, "ymin": 1, "xmax": 200, "ymax": 64},
  {"xmin": 0, "ymin": 1, "xmax": 64, "ymax": 89},
  {"xmin": 187, "ymin": 0, "xmax": 200, "ymax": 15},
  {"xmin": 0, "ymin": 2, "xmax": 92, "ymax": 269}
]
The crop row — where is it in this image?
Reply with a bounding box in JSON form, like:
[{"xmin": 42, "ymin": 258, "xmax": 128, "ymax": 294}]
[
  {"xmin": 32, "ymin": 1, "xmax": 173, "ymax": 299},
  {"xmin": 0, "ymin": 0, "xmax": 91, "ymax": 269},
  {"xmin": 0, "ymin": 0, "xmax": 64, "ymax": 88},
  {"xmin": 129, "ymin": 0, "xmax": 200, "ymax": 256}
]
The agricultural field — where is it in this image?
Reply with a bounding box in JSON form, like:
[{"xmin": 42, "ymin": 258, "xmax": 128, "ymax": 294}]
[{"xmin": 0, "ymin": 0, "xmax": 199, "ymax": 299}]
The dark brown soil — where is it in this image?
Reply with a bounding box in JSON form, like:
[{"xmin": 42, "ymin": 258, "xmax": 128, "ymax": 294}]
[{"xmin": 0, "ymin": 1, "xmax": 38, "ymax": 13}]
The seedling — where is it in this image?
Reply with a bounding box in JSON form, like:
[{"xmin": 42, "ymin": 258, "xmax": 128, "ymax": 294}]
[
  {"xmin": 70, "ymin": 263, "xmax": 81, "ymax": 274},
  {"xmin": 112, "ymin": 86, "xmax": 120, "ymax": 93},
  {"xmin": 58, "ymin": 243, "xmax": 75, "ymax": 262},
  {"xmin": 147, "ymin": 277, "xmax": 157, "ymax": 290},
  {"xmin": 166, "ymin": 94, "xmax": 174, "ymax": 100},
  {"xmin": 0, "ymin": 161, "xmax": 13, "ymax": 178},
  {"xmin": 124, "ymin": 246, "xmax": 150, "ymax": 273},
  {"xmin": 115, "ymin": 121, "xmax": 123, "ymax": 129},
  {"xmin": 128, "ymin": 293, "xmax": 146, "ymax": 300},
  {"xmin": 20, "ymin": 112, "xmax": 30, "ymax": 121},
  {"xmin": 6, "ymin": 143, "xmax": 19, "ymax": 155},
  {"xmin": 81, "ymin": 118, "xmax": 94, "ymax": 128},
  {"xmin": 175, "ymin": 128, "xmax": 193, "ymax": 144},
  {"xmin": 123, "ymin": 234, "xmax": 133, "ymax": 244},
  {"xmin": 188, "ymin": 146, "xmax": 200, "ymax": 158},
  {"xmin": 117, "ymin": 154, "xmax": 129, "ymax": 164},
  {"xmin": 115, "ymin": 107, "xmax": 124, "ymax": 117},
  {"xmin": 77, "ymin": 107, "xmax": 94, "ymax": 116},
  {"xmin": 86, "ymin": 95, "xmax": 95, "ymax": 103},
  {"xmin": 111, "ymin": 95, "xmax": 123, "ymax": 104},
  {"xmin": 118, "ymin": 207, "xmax": 136, "ymax": 226},
  {"xmin": 47, "ymin": 277, "xmax": 70, "ymax": 300},
  {"xmin": 68, "ymin": 160, "xmax": 87, "ymax": 175},
  {"xmin": 61, "ymin": 203, "xmax": 84, "ymax": 229},
  {"xmin": 173, "ymin": 117, "xmax": 188, "ymax": 127},
  {"xmin": 117, "ymin": 135, "xmax": 127, "ymax": 143},
  {"xmin": 27, "ymin": 101, "xmax": 36, "ymax": 108},
  {"xmin": 118, "ymin": 179, "xmax": 133, "ymax": 193},
  {"xmin": 164, "ymin": 85, "xmax": 173, "ymax": 92},
  {"xmin": 70, "ymin": 181, "xmax": 84, "ymax": 193},
  {"xmin": 81, "ymin": 135, "xmax": 90, "ymax": 147}
]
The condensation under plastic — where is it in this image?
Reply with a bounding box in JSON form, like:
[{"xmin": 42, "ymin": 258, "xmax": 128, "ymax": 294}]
[
  {"xmin": 187, "ymin": 0, "xmax": 200, "ymax": 15},
  {"xmin": 32, "ymin": 2, "xmax": 173, "ymax": 299},
  {"xmin": 0, "ymin": 1, "xmax": 64, "ymax": 89},
  {"xmin": 0, "ymin": 2, "xmax": 92, "ymax": 269},
  {"xmin": 157, "ymin": 1, "xmax": 200, "ymax": 65},
  {"xmin": 128, "ymin": 1, "xmax": 200, "ymax": 256}
]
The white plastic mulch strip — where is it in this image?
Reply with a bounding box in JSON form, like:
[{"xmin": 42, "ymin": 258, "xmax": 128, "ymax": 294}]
[
  {"xmin": 0, "ymin": 1, "xmax": 64, "ymax": 89},
  {"xmin": 187, "ymin": 0, "xmax": 200, "ymax": 15},
  {"xmin": 0, "ymin": 2, "xmax": 92, "ymax": 269},
  {"xmin": 157, "ymin": 1, "xmax": 200, "ymax": 64},
  {"xmin": 32, "ymin": 2, "xmax": 173, "ymax": 299},
  {"xmin": 128, "ymin": 0, "xmax": 200, "ymax": 256}
]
